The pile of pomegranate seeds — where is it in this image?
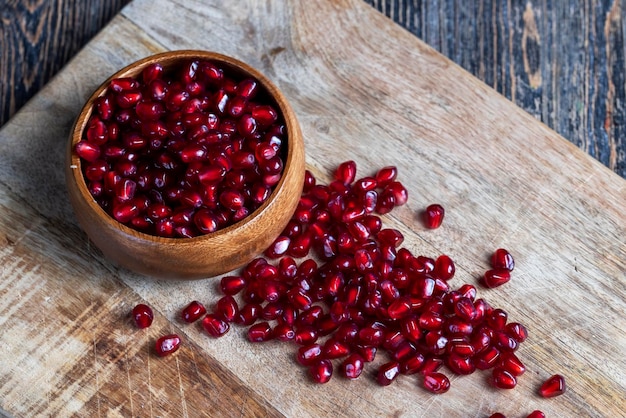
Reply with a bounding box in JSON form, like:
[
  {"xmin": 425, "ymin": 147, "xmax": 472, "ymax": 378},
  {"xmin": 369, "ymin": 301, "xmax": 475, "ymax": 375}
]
[
  {"xmin": 75, "ymin": 59, "xmax": 286, "ymax": 238},
  {"xmin": 178, "ymin": 162, "xmax": 535, "ymax": 393},
  {"xmin": 131, "ymin": 161, "xmax": 566, "ymax": 416}
]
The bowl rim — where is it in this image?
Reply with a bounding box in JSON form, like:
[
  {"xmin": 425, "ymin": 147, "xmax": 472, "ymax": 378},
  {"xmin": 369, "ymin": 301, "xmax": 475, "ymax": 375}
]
[{"xmin": 68, "ymin": 49, "xmax": 300, "ymax": 244}]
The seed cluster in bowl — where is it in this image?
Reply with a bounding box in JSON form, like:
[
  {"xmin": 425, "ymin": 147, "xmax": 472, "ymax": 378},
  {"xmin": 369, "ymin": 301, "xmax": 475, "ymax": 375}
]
[{"xmin": 74, "ymin": 58, "xmax": 286, "ymax": 238}]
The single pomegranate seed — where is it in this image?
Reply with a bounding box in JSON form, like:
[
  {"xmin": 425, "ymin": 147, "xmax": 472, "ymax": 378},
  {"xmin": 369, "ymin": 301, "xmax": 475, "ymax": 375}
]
[
  {"xmin": 341, "ymin": 353, "xmax": 365, "ymax": 379},
  {"xmin": 309, "ymin": 359, "xmax": 333, "ymax": 384},
  {"xmin": 475, "ymin": 346, "xmax": 501, "ymax": 370},
  {"xmin": 505, "ymin": 322, "xmax": 528, "ymax": 343},
  {"xmin": 215, "ymin": 295, "xmax": 239, "ymax": 322},
  {"xmin": 483, "ymin": 268, "xmax": 511, "ymax": 288},
  {"xmin": 334, "ymin": 160, "xmax": 357, "ymax": 185},
  {"xmin": 434, "ymin": 255, "xmax": 455, "ymax": 281},
  {"xmin": 375, "ymin": 166, "xmax": 397, "ymax": 187},
  {"xmin": 322, "ymin": 339, "xmax": 350, "ymax": 359},
  {"xmin": 526, "ymin": 411, "xmax": 545, "ymax": 418},
  {"xmin": 247, "ymin": 321, "xmax": 273, "ymax": 342},
  {"xmin": 492, "ymin": 248, "xmax": 515, "ymax": 271},
  {"xmin": 181, "ymin": 300, "xmax": 207, "ymax": 323},
  {"xmin": 422, "ymin": 372, "xmax": 450, "ymax": 394},
  {"xmin": 132, "ymin": 304, "xmax": 154, "ymax": 328},
  {"xmin": 155, "ymin": 334, "xmax": 181, "ymax": 357},
  {"xmin": 376, "ymin": 361, "xmax": 400, "ymax": 386},
  {"xmin": 500, "ymin": 353, "xmax": 525, "ymax": 376},
  {"xmin": 220, "ymin": 275, "xmax": 247, "ymax": 295},
  {"xmin": 423, "ymin": 204, "xmax": 445, "ymax": 229},
  {"xmin": 492, "ymin": 367, "xmax": 517, "ymax": 389},
  {"xmin": 235, "ymin": 303, "xmax": 262, "ymax": 325},
  {"xmin": 75, "ymin": 141, "xmax": 101, "ymax": 162},
  {"xmin": 202, "ymin": 314, "xmax": 230, "ymax": 337},
  {"xmin": 539, "ymin": 374, "xmax": 566, "ymax": 398}
]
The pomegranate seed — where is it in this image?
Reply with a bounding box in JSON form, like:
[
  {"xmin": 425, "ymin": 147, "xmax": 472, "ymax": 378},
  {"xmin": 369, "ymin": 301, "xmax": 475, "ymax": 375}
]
[
  {"xmin": 235, "ymin": 303, "xmax": 262, "ymax": 325},
  {"xmin": 500, "ymin": 353, "xmax": 525, "ymax": 376},
  {"xmin": 492, "ymin": 248, "xmax": 515, "ymax": 271},
  {"xmin": 489, "ymin": 414, "xmax": 507, "ymax": 418},
  {"xmin": 434, "ymin": 255, "xmax": 455, "ymax": 281},
  {"xmin": 374, "ymin": 166, "xmax": 397, "ymax": 187},
  {"xmin": 247, "ymin": 322, "xmax": 273, "ymax": 342},
  {"xmin": 400, "ymin": 352, "xmax": 426, "ymax": 374},
  {"xmin": 505, "ymin": 322, "xmax": 528, "ymax": 343},
  {"xmin": 155, "ymin": 334, "xmax": 181, "ymax": 357},
  {"xmin": 309, "ymin": 359, "xmax": 333, "ymax": 384},
  {"xmin": 181, "ymin": 301, "xmax": 206, "ymax": 323},
  {"xmin": 334, "ymin": 160, "xmax": 357, "ymax": 184},
  {"xmin": 322, "ymin": 339, "xmax": 350, "ymax": 359},
  {"xmin": 424, "ymin": 204, "xmax": 445, "ymax": 229},
  {"xmin": 492, "ymin": 367, "xmax": 517, "ymax": 389},
  {"xmin": 377, "ymin": 361, "xmax": 400, "ymax": 386},
  {"xmin": 215, "ymin": 295, "xmax": 239, "ymax": 322},
  {"xmin": 294, "ymin": 326, "xmax": 318, "ymax": 345},
  {"xmin": 539, "ymin": 374, "xmax": 566, "ymax": 397},
  {"xmin": 132, "ymin": 304, "xmax": 153, "ymax": 328},
  {"xmin": 296, "ymin": 343, "xmax": 323, "ymax": 366},
  {"xmin": 341, "ymin": 353, "xmax": 365, "ymax": 379},
  {"xmin": 202, "ymin": 314, "xmax": 230, "ymax": 337},
  {"xmin": 527, "ymin": 411, "xmax": 545, "ymax": 418},
  {"xmin": 75, "ymin": 141, "xmax": 101, "ymax": 162},
  {"xmin": 220, "ymin": 275, "xmax": 246, "ymax": 295},
  {"xmin": 446, "ymin": 353, "xmax": 476, "ymax": 375},
  {"xmin": 483, "ymin": 269, "xmax": 511, "ymax": 288},
  {"xmin": 422, "ymin": 372, "xmax": 450, "ymax": 394}
]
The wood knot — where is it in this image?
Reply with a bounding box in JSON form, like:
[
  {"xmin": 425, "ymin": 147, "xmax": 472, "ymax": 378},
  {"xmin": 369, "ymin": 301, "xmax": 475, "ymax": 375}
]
[{"xmin": 522, "ymin": 2, "xmax": 542, "ymax": 90}]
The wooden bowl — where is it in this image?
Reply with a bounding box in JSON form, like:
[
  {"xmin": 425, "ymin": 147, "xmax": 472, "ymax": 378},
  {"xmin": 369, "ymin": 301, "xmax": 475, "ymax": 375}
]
[{"xmin": 66, "ymin": 50, "xmax": 305, "ymax": 279}]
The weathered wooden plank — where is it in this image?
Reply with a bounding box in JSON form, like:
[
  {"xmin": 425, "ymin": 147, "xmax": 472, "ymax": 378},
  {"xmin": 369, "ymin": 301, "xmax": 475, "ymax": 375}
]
[
  {"xmin": 364, "ymin": 0, "xmax": 626, "ymax": 178},
  {"xmin": 0, "ymin": 0, "xmax": 624, "ymax": 417}
]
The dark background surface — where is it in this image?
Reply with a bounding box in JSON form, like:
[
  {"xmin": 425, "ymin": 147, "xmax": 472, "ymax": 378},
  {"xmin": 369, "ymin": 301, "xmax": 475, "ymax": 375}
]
[{"xmin": 1, "ymin": 0, "xmax": 624, "ymax": 178}]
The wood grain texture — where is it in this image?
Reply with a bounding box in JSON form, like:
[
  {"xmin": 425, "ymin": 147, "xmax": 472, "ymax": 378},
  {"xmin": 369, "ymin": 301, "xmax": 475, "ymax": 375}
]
[
  {"xmin": 0, "ymin": 0, "xmax": 132, "ymax": 125},
  {"xmin": 364, "ymin": 0, "xmax": 626, "ymax": 179},
  {"xmin": 0, "ymin": 0, "xmax": 624, "ymax": 417}
]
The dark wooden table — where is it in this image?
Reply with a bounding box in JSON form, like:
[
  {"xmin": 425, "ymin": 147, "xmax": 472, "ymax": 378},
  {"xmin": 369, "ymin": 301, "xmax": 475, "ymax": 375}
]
[{"xmin": 1, "ymin": 0, "xmax": 625, "ymax": 179}]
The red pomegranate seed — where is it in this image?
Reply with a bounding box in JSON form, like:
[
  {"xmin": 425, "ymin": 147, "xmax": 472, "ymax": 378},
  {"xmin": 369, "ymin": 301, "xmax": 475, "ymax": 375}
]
[
  {"xmin": 132, "ymin": 304, "xmax": 154, "ymax": 328},
  {"xmin": 155, "ymin": 334, "xmax": 181, "ymax": 357},
  {"xmin": 334, "ymin": 160, "xmax": 357, "ymax": 185},
  {"xmin": 500, "ymin": 353, "xmax": 525, "ymax": 376},
  {"xmin": 423, "ymin": 204, "xmax": 445, "ymax": 229},
  {"xmin": 527, "ymin": 411, "xmax": 545, "ymax": 418},
  {"xmin": 539, "ymin": 374, "xmax": 566, "ymax": 398},
  {"xmin": 247, "ymin": 321, "xmax": 273, "ymax": 342},
  {"xmin": 375, "ymin": 166, "xmax": 397, "ymax": 187},
  {"xmin": 181, "ymin": 300, "xmax": 206, "ymax": 323},
  {"xmin": 342, "ymin": 353, "xmax": 365, "ymax": 379},
  {"xmin": 422, "ymin": 372, "xmax": 450, "ymax": 394},
  {"xmin": 446, "ymin": 353, "xmax": 476, "ymax": 375},
  {"xmin": 75, "ymin": 141, "xmax": 101, "ymax": 162},
  {"xmin": 273, "ymin": 323, "xmax": 295, "ymax": 341},
  {"xmin": 296, "ymin": 343, "xmax": 323, "ymax": 366},
  {"xmin": 322, "ymin": 339, "xmax": 350, "ymax": 359},
  {"xmin": 202, "ymin": 314, "xmax": 230, "ymax": 337},
  {"xmin": 434, "ymin": 255, "xmax": 455, "ymax": 281},
  {"xmin": 220, "ymin": 275, "xmax": 246, "ymax": 295},
  {"xmin": 492, "ymin": 248, "xmax": 515, "ymax": 271},
  {"xmin": 235, "ymin": 303, "xmax": 262, "ymax": 325},
  {"xmin": 492, "ymin": 367, "xmax": 517, "ymax": 389},
  {"xmin": 475, "ymin": 346, "xmax": 501, "ymax": 370},
  {"xmin": 505, "ymin": 322, "xmax": 528, "ymax": 343},
  {"xmin": 483, "ymin": 268, "xmax": 511, "ymax": 288},
  {"xmin": 489, "ymin": 414, "xmax": 507, "ymax": 418},
  {"xmin": 377, "ymin": 361, "xmax": 401, "ymax": 386},
  {"xmin": 309, "ymin": 359, "xmax": 333, "ymax": 384},
  {"xmin": 215, "ymin": 295, "xmax": 239, "ymax": 322}
]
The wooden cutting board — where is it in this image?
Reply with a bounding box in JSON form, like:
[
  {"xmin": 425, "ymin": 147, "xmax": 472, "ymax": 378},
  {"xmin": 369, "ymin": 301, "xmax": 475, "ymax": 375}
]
[{"xmin": 0, "ymin": 0, "xmax": 624, "ymax": 416}]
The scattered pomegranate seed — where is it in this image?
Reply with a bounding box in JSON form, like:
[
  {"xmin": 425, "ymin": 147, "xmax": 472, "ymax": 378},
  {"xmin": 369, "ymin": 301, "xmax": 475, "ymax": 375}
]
[
  {"xmin": 492, "ymin": 248, "xmax": 515, "ymax": 271},
  {"xmin": 155, "ymin": 334, "xmax": 181, "ymax": 357},
  {"xmin": 309, "ymin": 359, "xmax": 333, "ymax": 384},
  {"xmin": 483, "ymin": 269, "xmax": 511, "ymax": 288},
  {"xmin": 526, "ymin": 411, "xmax": 545, "ymax": 418},
  {"xmin": 489, "ymin": 414, "xmax": 506, "ymax": 418},
  {"xmin": 539, "ymin": 374, "xmax": 566, "ymax": 398},
  {"xmin": 75, "ymin": 59, "xmax": 286, "ymax": 238},
  {"xmin": 423, "ymin": 204, "xmax": 445, "ymax": 229},
  {"xmin": 132, "ymin": 304, "xmax": 153, "ymax": 328},
  {"xmin": 181, "ymin": 300, "xmax": 207, "ymax": 323},
  {"xmin": 423, "ymin": 372, "xmax": 450, "ymax": 394},
  {"xmin": 202, "ymin": 314, "xmax": 230, "ymax": 337}
]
